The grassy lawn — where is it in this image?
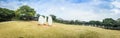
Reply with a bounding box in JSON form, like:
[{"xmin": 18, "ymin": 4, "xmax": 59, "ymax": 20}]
[{"xmin": 0, "ymin": 21, "xmax": 120, "ymax": 38}]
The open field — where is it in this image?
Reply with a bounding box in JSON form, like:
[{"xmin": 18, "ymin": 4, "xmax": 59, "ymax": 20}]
[{"xmin": 0, "ymin": 21, "xmax": 120, "ymax": 38}]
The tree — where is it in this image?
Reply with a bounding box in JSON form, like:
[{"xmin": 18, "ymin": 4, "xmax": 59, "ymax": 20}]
[
  {"xmin": 50, "ymin": 15, "xmax": 56, "ymax": 21},
  {"xmin": 36, "ymin": 14, "xmax": 40, "ymax": 17},
  {"xmin": 89, "ymin": 21, "xmax": 96, "ymax": 25},
  {"xmin": 0, "ymin": 8, "xmax": 15, "ymax": 22},
  {"xmin": 102, "ymin": 18, "xmax": 116, "ymax": 26},
  {"xmin": 89, "ymin": 20, "xmax": 101, "ymax": 25},
  {"xmin": 74, "ymin": 20, "xmax": 82, "ymax": 25},
  {"xmin": 16, "ymin": 5, "xmax": 36, "ymax": 20},
  {"xmin": 116, "ymin": 18, "xmax": 120, "ymax": 26}
]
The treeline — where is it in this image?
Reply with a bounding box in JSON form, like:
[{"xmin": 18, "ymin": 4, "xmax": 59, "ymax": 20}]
[
  {"xmin": 50, "ymin": 15, "xmax": 120, "ymax": 30},
  {"xmin": 0, "ymin": 5, "xmax": 36, "ymax": 22}
]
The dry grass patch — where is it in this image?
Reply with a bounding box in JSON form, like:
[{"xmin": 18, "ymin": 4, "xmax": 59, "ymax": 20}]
[{"xmin": 0, "ymin": 21, "xmax": 120, "ymax": 38}]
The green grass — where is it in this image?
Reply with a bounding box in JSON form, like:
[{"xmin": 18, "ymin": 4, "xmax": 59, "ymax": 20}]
[{"xmin": 0, "ymin": 21, "xmax": 120, "ymax": 38}]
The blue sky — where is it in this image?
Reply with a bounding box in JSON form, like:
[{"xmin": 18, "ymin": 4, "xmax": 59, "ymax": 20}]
[{"xmin": 0, "ymin": 0, "xmax": 120, "ymax": 21}]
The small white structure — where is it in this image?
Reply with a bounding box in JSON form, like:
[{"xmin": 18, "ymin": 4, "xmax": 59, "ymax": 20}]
[
  {"xmin": 38, "ymin": 15, "xmax": 53, "ymax": 26},
  {"xmin": 43, "ymin": 16, "xmax": 47, "ymax": 25},
  {"xmin": 38, "ymin": 16, "xmax": 44, "ymax": 25},
  {"xmin": 48, "ymin": 16, "xmax": 53, "ymax": 26}
]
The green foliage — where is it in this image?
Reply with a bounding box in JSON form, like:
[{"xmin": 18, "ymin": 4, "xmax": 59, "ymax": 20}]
[
  {"xmin": 36, "ymin": 14, "xmax": 40, "ymax": 17},
  {"xmin": 116, "ymin": 18, "xmax": 120, "ymax": 26},
  {"xmin": 50, "ymin": 14, "xmax": 56, "ymax": 21},
  {"xmin": 102, "ymin": 18, "xmax": 116, "ymax": 26},
  {"xmin": 89, "ymin": 21, "xmax": 101, "ymax": 25},
  {"xmin": 16, "ymin": 5, "xmax": 35, "ymax": 20},
  {"xmin": 0, "ymin": 8, "xmax": 15, "ymax": 22}
]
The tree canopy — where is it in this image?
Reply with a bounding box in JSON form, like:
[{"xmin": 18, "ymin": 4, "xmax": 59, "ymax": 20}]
[
  {"xmin": 102, "ymin": 18, "xmax": 116, "ymax": 26},
  {"xmin": 0, "ymin": 8, "xmax": 15, "ymax": 22},
  {"xmin": 16, "ymin": 5, "xmax": 36, "ymax": 20}
]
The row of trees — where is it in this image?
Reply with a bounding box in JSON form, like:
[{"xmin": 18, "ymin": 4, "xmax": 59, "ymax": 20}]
[
  {"xmin": 50, "ymin": 15, "xmax": 120, "ymax": 29},
  {"xmin": 0, "ymin": 5, "xmax": 36, "ymax": 22},
  {"xmin": 54, "ymin": 18, "xmax": 120, "ymax": 26}
]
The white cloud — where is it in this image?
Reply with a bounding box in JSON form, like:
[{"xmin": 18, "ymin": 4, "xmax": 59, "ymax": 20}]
[
  {"xmin": 112, "ymin": 1, "xmax": 120, "ymax": 8},
  {"xmin": 111, "ymin": 9, "xmax": 120, "ymax": 14},
  {"xmin": 111, "ymin": 0, "xmax": 120, "ymax": 15},
  {"xmin": 0, "ymin": 0, "xmax": 120, "ymax": 21}
]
